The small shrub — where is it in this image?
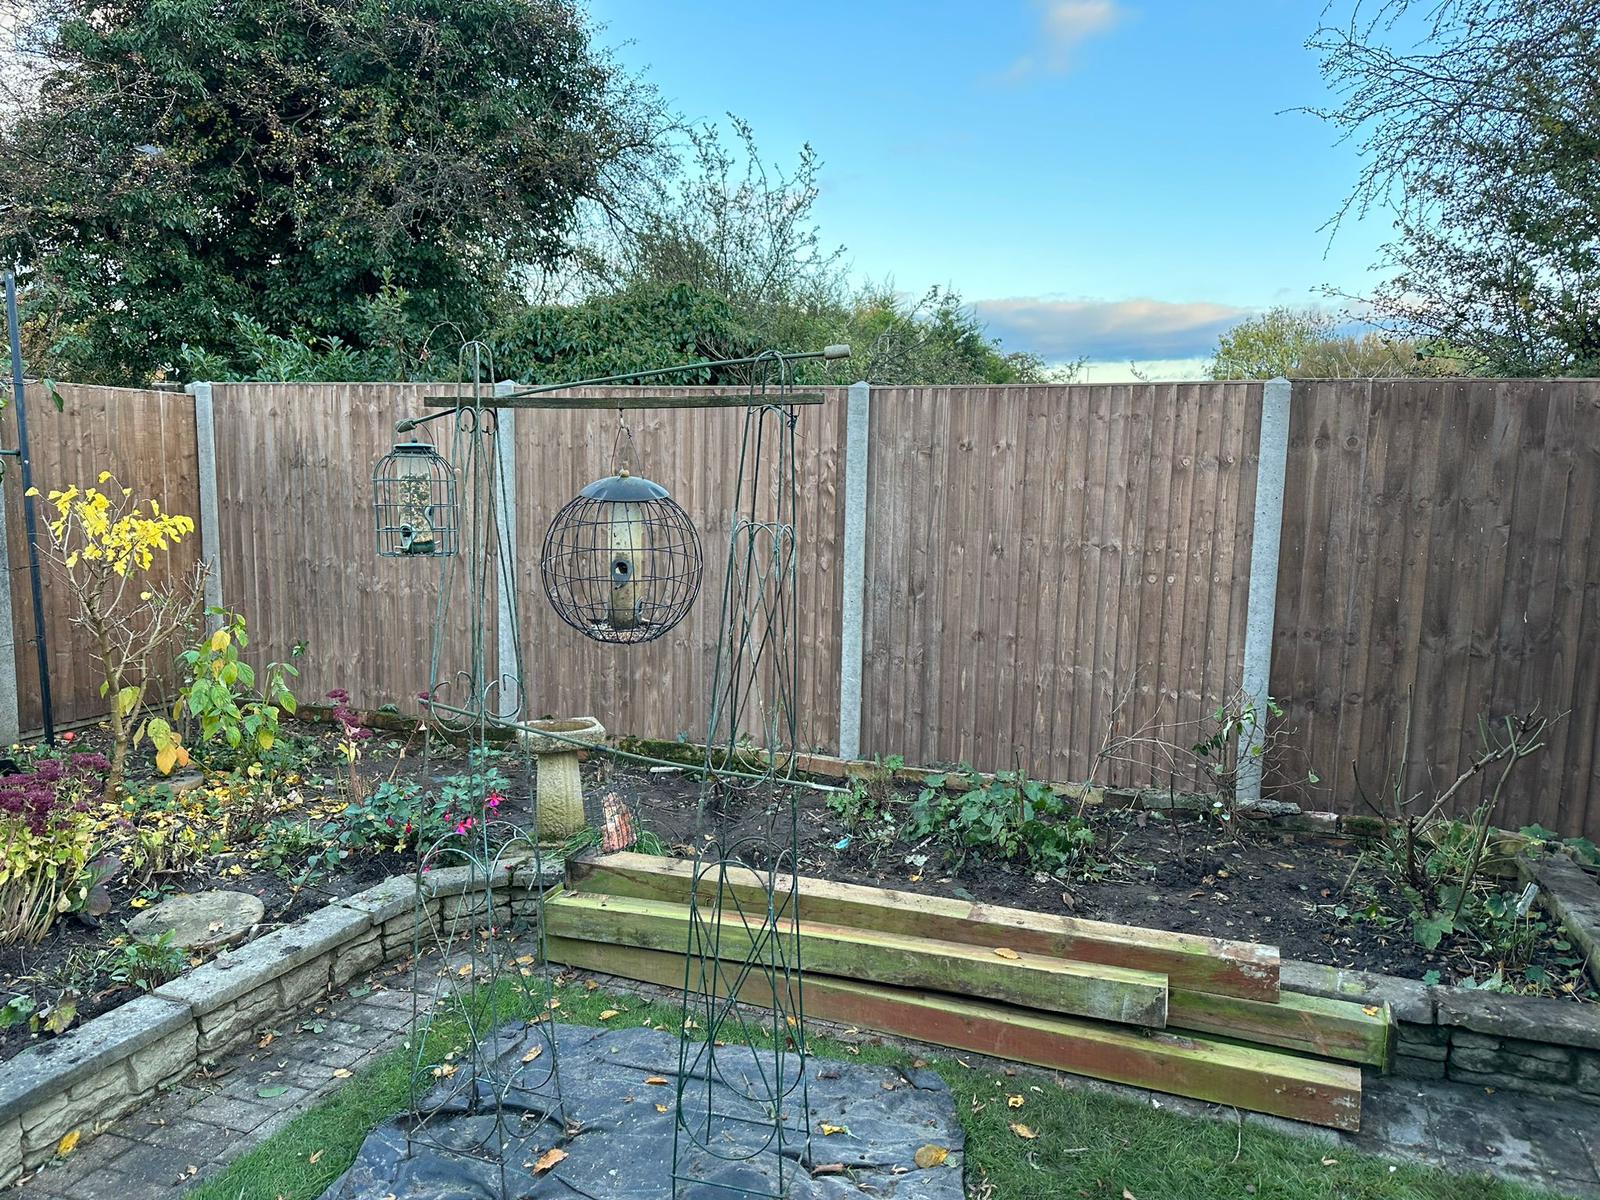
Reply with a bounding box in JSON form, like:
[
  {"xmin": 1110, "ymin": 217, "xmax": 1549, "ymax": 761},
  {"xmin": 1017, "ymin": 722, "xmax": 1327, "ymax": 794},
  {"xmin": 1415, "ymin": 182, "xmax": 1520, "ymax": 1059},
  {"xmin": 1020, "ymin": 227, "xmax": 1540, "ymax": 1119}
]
[
  {"xmin": 114, "ymin": 783, "xmax": 229, "ymax": 887},
  {"xmin": 33, "ymin": 474, "xmax": 207, "ymax": 799},
  {"xmin": 826, "ymin": 755, "xmax": 905, "ymax": 831},
  {"xmin": 0, "ymin": 754, "xmax": 108, "ymax": 944},
  {"xmin": 167, "ymin": 609, "xmax": 300, "ymax": 771},
  {"xmin": 906, "ymin": 764, "xmax": 1098, "ymax": 876}
]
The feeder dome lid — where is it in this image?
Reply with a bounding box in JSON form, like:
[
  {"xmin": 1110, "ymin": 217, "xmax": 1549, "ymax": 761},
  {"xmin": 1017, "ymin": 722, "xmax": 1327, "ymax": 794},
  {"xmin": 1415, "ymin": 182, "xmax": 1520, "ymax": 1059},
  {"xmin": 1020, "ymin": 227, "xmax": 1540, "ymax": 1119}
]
[
  {"xmin": 391, "ymin": 441, "xmax": 440, "ymax": 455},
  {"xmin": 579, "ymin": 472, "xmax": 673, "ymax": 503}
]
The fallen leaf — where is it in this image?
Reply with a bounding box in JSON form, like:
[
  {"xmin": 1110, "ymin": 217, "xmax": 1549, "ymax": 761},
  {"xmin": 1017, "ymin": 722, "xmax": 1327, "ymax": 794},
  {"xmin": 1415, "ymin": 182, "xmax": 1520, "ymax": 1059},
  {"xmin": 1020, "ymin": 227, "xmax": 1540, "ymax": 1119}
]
[
  {"xmin": 645, "ymin": 1076, "xmax": 670, "ymax": 1086},
  {"xmin": 457, "ymin": 965, "xmax": 472, "ymax": 977},
  {"xmin": 820, "ymin": 1123, "xmax": 850, "ymax": 1137},
  {"xmin": 331, "ymin": 1068, "xmax": 353, "ymax": 1079},
  {"xmin": 521, "ymin": 1047, "xmax": 544, "ymax": 1063},
  {"xmin": 1362, "ymin": 1005, "xmax": 1380, "ymax": 1017},
  {"xmin": 599, "ymin": 1009, "xmax": 620, "ymax": 1021},
  {"xmin": 257, "ymin": 1032, "xmax": 275, "ymax": 1049},
  {"xmin": 993, "ymin": 947, "xmax": 1021, "ymax": 960},
  {"xmin": 1124, "ymin": 1190, "xmax": 1137, "ymax": 1200},
  {"xmin": 57, "ymin": 1130, "xmax": 80, "ymax": 1156},
  {"xmin": 1321, "ymin": 1157, "xmax": 1339, "ymax": 1167},
  {"xmin": 257, "ymin": 1086, "xmax": 290, "ymax": 1098},
  {"xmin": 655, "ymin": 1104, "xmax": 669, "ymax": 1114},
  {"xmin": 533, "ymin": 1148, "xmax": 567, "ymax": 1174},
  {"xmin": 1010, "ymin": 1123, "xmax": 1037, "ymax": 1140},
  {"xmin": 1007, "ymin": 1095, "xmax": 1025, "ymax": 1109},
  {"xmin": 811, "ymin": 1163, "xmax": 846, "ymax": 1177},
  {"xmin": 913, "ymin": 1144, "xmax": 949, "ymax": 1169},
  {"xmin": 308, "ymin": 1150, "xmax": 324, "ymax": 1165},
  {"xmin": 547, "ymin": 999, "xmax": 561, "ymax": 1010}
]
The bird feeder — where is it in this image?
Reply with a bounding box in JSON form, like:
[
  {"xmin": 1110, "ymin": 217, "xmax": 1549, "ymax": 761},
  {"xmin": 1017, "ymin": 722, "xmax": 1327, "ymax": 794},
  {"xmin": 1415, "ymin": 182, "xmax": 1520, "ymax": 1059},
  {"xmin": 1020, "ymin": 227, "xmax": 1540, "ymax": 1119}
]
[
  {"xmin": 373, "ymin": 442, "xmax": 458, "ymax": 557},
  {"xmin": 540, "ymin": 471, "xmax": 702, "ymax": 643},
  {"xmin": 517, "ymin": 716, "xmax": 607, "ymax": 843}
]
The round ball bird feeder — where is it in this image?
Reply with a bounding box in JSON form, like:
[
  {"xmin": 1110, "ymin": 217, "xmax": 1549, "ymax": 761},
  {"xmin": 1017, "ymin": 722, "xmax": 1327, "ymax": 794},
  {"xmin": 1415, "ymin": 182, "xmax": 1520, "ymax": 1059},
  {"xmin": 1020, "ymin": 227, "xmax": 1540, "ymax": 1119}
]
[
  {"xmin": 372, "ymin": 442, "xmax": 458, "ymax": 558},
  {"xmin": 540, "ymin": 472, "xmax": 702, "ymax": 643}
]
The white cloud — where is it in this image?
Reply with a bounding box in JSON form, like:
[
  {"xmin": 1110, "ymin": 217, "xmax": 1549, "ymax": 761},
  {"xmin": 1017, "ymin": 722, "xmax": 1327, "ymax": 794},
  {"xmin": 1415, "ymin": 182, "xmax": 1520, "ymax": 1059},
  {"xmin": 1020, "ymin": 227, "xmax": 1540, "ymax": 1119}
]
[
  {"xmin": 973, "ymin": 296, "xmax": 1250, "ymax": 362},
  {"xmin": 1009, "ymin": 1, "xmax": 1123, "ymax": 77}
]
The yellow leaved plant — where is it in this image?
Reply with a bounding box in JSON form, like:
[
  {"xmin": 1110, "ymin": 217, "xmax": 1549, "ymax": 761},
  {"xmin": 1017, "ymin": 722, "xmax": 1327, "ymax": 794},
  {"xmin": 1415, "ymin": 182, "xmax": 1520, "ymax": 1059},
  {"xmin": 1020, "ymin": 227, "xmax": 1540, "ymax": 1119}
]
[{"xmin": 30, "ymin": 472, "xmax": 207, "ymax": 803}]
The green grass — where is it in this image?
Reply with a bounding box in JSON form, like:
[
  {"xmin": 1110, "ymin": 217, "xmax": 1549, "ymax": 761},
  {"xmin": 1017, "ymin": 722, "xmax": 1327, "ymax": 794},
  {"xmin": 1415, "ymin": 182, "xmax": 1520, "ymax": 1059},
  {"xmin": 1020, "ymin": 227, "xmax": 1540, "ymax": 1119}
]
[{"xmin": 192, "ymin": 981, "xmax": 1563, "ymax": 1200}]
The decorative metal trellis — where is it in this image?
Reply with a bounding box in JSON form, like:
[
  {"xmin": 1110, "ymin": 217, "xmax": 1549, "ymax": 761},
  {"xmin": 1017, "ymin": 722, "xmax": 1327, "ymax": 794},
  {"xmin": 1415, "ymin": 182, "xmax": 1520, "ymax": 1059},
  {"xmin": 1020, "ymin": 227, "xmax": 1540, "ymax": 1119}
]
[
  {"xmin": 400, "ymin": 345, "xmax": 566, "ymax": 1191},
  {"xmin": 381, "ymin": 343, "xmax": 850, "ymax": 1200}
]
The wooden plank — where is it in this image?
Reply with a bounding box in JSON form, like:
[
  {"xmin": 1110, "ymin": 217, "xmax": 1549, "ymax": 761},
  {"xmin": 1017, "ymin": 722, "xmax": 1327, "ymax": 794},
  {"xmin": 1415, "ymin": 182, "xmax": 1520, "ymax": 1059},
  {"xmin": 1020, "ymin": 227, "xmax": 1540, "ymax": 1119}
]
[
  {"xmin": 545, "ymin": 890, "xmax": 1170, "ymax": 1027},
  {"xmin": 566, "ymin": 853, "xmax": 1280, "ymax": 1001},
  {"xmin": 420, "ymin": 391, "xmax": 827, "ymax": 410},
  {"xmin": 547, "ymin": 936, "xmax": 1362, "ymax": 1132},
  {"xmin": 1167, "ymin": 988, "xmax": 1391, "ymax": 1068}
]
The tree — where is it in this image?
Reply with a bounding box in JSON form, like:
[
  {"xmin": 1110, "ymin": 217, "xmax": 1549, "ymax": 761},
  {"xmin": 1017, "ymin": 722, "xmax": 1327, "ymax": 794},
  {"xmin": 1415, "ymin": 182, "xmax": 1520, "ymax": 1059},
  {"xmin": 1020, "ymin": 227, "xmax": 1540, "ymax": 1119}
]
[
  {"xmin": 1311, "ymin": 0, "xmax": 1600, "ymax": 375},
  {"xmin": 1208, "ymin": 306, "xmax": 1456, "ymax": 379},
  {"xmin": 560, "ymin": 119, "xmax": 1047, "ymax": 386},
  {"xmin": 0, "ymin": 0, "xmax": 666, "ymax": 383}
]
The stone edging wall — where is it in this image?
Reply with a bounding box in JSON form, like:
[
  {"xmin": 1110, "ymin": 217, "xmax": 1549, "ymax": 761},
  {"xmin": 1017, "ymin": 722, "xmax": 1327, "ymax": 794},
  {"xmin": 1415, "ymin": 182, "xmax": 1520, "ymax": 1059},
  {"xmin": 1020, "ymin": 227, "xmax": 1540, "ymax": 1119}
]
[
  {"xmin": 0, "ymin": 858, "xmax": 559, "ymax": 1187},
  {"xmin": 1286, "ymin": 961, "xmax": 1600, "ymax": 1103}
]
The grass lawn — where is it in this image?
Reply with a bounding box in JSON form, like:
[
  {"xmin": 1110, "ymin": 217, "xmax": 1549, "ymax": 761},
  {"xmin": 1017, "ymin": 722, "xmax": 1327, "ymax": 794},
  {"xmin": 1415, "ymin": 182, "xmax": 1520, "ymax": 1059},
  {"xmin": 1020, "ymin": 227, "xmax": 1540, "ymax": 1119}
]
[{"xmin": 191, "ymin": 979, "xmax": 1562, "ymax": 1200}]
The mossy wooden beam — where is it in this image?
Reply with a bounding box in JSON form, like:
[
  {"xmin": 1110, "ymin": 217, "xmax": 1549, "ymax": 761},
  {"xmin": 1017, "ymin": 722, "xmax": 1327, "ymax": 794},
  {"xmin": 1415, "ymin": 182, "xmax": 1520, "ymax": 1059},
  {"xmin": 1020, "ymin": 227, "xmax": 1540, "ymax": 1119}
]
[
  {"xmin": 545, "ymin": 890, "xmax": 1169, "ymax": 1028},
  {"xmin": 1167, "ymin": 989, "xmax": 1392, "ymax": 1069},
  {"xmin": 546, "ymin": 936, "xmax": 1362, "ymax": 1132},
  {"xmin": 567, "ymin": 853, "xmax": 1278, "ymax": 1002}
]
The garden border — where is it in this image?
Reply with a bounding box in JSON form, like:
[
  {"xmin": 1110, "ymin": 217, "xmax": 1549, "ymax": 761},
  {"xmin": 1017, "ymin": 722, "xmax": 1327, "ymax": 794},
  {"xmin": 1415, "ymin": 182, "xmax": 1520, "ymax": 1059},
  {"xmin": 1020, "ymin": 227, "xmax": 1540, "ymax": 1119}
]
[
  {"xmin": 0, "ymin": 856, "xmax": 560, "ymax": 1186},
  {"xmin": 4, "ymin": 780, "xmax": 1596, "ymax": 1186}
]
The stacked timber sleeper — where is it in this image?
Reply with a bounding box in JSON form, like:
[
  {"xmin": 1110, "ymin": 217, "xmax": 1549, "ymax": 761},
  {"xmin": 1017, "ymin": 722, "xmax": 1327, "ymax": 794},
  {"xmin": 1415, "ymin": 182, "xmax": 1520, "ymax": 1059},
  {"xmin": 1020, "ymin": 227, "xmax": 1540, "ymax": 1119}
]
[{"xmin": 546, "ymin": 853, "xmax": 1390, "ymax": 1131}]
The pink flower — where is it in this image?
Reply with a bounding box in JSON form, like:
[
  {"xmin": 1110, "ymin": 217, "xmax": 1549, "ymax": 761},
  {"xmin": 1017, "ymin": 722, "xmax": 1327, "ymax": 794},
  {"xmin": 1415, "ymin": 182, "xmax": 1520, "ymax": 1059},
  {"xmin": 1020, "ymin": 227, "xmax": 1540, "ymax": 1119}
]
[{"xmin": 487, "ymin": 794, "xmax": 503, "ymax": 809}]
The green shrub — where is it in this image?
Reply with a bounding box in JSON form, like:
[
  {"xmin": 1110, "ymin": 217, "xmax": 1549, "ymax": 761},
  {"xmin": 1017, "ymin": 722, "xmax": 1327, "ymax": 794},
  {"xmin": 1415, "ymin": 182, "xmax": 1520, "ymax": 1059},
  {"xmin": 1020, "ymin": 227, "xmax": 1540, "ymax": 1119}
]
[{"xmin": 906, "ymin": 765, "xmax": 1098, "ymax": 876}]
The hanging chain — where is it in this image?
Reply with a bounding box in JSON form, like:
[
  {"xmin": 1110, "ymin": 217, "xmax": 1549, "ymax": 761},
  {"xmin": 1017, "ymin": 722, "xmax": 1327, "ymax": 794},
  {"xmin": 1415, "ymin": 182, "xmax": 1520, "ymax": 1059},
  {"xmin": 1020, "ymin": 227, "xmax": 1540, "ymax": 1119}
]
[{"xmin": 609, "ymin": 406, "xmax": 638, "ymax": 476}]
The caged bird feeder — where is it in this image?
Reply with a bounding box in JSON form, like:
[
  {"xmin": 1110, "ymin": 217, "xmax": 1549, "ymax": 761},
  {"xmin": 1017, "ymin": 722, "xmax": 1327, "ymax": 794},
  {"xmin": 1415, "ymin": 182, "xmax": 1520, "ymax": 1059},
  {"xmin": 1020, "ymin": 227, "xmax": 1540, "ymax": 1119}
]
[
  {"xmin": 372, "ymin": 441, "xmax": 458, "ymax": 558},
  {"xmin": 541, "ymin": 470, "xmax": 702, "ymax": 643}
]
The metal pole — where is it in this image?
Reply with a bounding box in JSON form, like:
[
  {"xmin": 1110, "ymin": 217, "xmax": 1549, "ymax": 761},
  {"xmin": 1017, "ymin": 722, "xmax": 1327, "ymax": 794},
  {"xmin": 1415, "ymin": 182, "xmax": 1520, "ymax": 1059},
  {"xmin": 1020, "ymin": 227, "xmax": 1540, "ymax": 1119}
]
[{"xmin": 7, "ymin": 271, "xmax": 54, "ymax": 743}]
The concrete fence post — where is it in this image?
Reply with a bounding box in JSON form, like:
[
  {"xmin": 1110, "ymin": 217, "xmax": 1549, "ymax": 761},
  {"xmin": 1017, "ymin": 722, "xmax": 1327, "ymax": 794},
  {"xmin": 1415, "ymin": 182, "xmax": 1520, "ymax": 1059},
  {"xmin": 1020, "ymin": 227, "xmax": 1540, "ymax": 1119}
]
[
  {"xmin": 186, "ymin": 382, "xmax": 225, "ymax": 630},
  {"xmin": 492, "ymin": 382, "xmax": 520, "ymax": 716},
  {"xmin": 837, "ymin": 381, "xmax": 871, "ymax": 761},
  {"xmin": 1237, "ymin": 376, "xmax": 1293, "ymax": 803}
]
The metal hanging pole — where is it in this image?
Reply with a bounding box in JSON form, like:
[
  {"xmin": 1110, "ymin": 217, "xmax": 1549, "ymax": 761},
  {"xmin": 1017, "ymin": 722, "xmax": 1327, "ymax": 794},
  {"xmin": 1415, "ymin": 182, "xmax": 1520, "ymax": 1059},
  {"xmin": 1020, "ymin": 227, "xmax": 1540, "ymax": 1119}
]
[{"xmin": 6, "ymin": 271, "xmax": 54, "ymax": 744}]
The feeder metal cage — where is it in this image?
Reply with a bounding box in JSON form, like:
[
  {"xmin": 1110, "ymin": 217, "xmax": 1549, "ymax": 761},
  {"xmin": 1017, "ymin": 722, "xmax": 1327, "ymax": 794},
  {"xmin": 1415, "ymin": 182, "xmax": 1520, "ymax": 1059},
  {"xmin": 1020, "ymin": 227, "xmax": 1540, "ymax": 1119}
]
[
  {"xmin": 541, "ymin": 473, "xmax": 703, "ymax": 644},
  {"xmin": 372, "ymin": 442, "xmax": 459, "ymax": 558}
]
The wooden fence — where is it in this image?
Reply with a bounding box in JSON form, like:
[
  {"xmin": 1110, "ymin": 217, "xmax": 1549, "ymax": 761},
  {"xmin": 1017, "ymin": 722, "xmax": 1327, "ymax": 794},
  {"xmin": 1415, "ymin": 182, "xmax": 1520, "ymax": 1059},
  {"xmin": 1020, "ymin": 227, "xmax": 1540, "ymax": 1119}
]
[{"xmin": 3, "ymin": 377, "xmax": 1597, "ymax": 838}]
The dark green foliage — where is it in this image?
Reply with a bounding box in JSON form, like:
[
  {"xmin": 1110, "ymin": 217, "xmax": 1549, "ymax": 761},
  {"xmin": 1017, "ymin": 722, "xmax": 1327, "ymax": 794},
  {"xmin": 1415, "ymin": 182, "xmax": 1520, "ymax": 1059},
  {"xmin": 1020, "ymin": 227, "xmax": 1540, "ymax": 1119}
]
[
  {"xmin": 906, "ymin": 765, "xmax": 1098, "ymax": 876},
  {"xmin": 0, "ymin": 0, "xmax": 662, "ymax": 383}
]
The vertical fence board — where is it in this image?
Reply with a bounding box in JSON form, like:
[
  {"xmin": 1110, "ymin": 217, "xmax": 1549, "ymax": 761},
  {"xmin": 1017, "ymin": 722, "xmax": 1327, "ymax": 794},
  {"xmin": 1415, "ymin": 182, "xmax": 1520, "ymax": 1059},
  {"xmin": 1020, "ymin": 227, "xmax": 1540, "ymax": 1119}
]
[{"xmin": 0, "ymin": 384, "xmax": 201, "ymax": 729}]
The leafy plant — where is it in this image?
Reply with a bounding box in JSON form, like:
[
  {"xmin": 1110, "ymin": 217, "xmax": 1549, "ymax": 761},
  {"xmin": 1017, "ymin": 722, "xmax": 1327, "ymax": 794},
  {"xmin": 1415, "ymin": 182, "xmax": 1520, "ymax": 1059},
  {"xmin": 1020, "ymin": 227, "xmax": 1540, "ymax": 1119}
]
[
  {"xmin": 111, "ymin": 931, "xmax": 189, "ymax": 992},
  {"xmin": 259, "ymin": 818, "xmax": 330, "ymax": 879},
  {"xmin": 0, "ymin": 754, "xmax": 109, "ymax": 944},
  {"xmin": 906, "ymin": 765, "xmax": 1097, "ymax": 876},
  {"xmin": 826, "ymin": 755, "xmax": 905, "ymax": 832},
  {"xmin": 31, "ymin": 473, "xmax": 207, "ymax": 800},
  {"xmin": 168, "ymin": 609, "xmax": 300, "ymax": 770},
  {"xmin": 114, "ymin": 783, "xmax": 229, "ymax": 887}
]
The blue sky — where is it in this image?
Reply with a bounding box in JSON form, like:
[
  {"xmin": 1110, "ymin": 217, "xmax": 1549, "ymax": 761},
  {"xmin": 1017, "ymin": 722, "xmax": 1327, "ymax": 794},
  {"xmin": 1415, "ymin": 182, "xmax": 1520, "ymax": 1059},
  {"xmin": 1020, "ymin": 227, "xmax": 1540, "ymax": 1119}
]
[{"xmin": 585, "ymin": 1, "xmax": 1393, "ymax": 376}]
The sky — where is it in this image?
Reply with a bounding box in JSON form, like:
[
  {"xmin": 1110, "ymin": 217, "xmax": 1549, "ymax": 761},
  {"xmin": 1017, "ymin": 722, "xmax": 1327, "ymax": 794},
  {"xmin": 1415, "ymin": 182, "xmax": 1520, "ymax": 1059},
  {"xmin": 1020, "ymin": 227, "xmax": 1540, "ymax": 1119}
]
[{"xmin": 585, "ymin": 0, "xmax": 1395, "ymax": 381}]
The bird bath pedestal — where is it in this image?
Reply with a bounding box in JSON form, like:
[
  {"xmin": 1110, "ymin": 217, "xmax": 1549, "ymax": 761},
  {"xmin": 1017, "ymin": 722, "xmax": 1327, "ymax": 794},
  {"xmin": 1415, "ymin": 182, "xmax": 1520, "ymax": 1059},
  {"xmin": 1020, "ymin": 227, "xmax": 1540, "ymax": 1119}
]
[{"xmin": 517, "ymin": 716, "xmax": 606, "ymax": 843}]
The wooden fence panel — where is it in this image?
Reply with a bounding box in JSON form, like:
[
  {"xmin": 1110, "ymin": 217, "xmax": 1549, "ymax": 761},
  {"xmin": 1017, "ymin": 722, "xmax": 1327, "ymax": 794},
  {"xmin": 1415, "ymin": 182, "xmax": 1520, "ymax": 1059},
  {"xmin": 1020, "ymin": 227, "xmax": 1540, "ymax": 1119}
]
[
  {"xmin": 1271, "ymin": 379, "xmax": 1600, "ymax": 839},
  {"xmin": 210, "ymin": 382, "xmax": 486, "ymax": 719},
  {"xmin": 860, "ymin": 383, "xmax": 1263, "ymax": 791},
  {"xmin": 511, "ymin": 387, "xmax": 848, "ymax": 755},
  {"xmin": 0, "ymin": 383, "xmax": 201, "ymax": 730}
]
